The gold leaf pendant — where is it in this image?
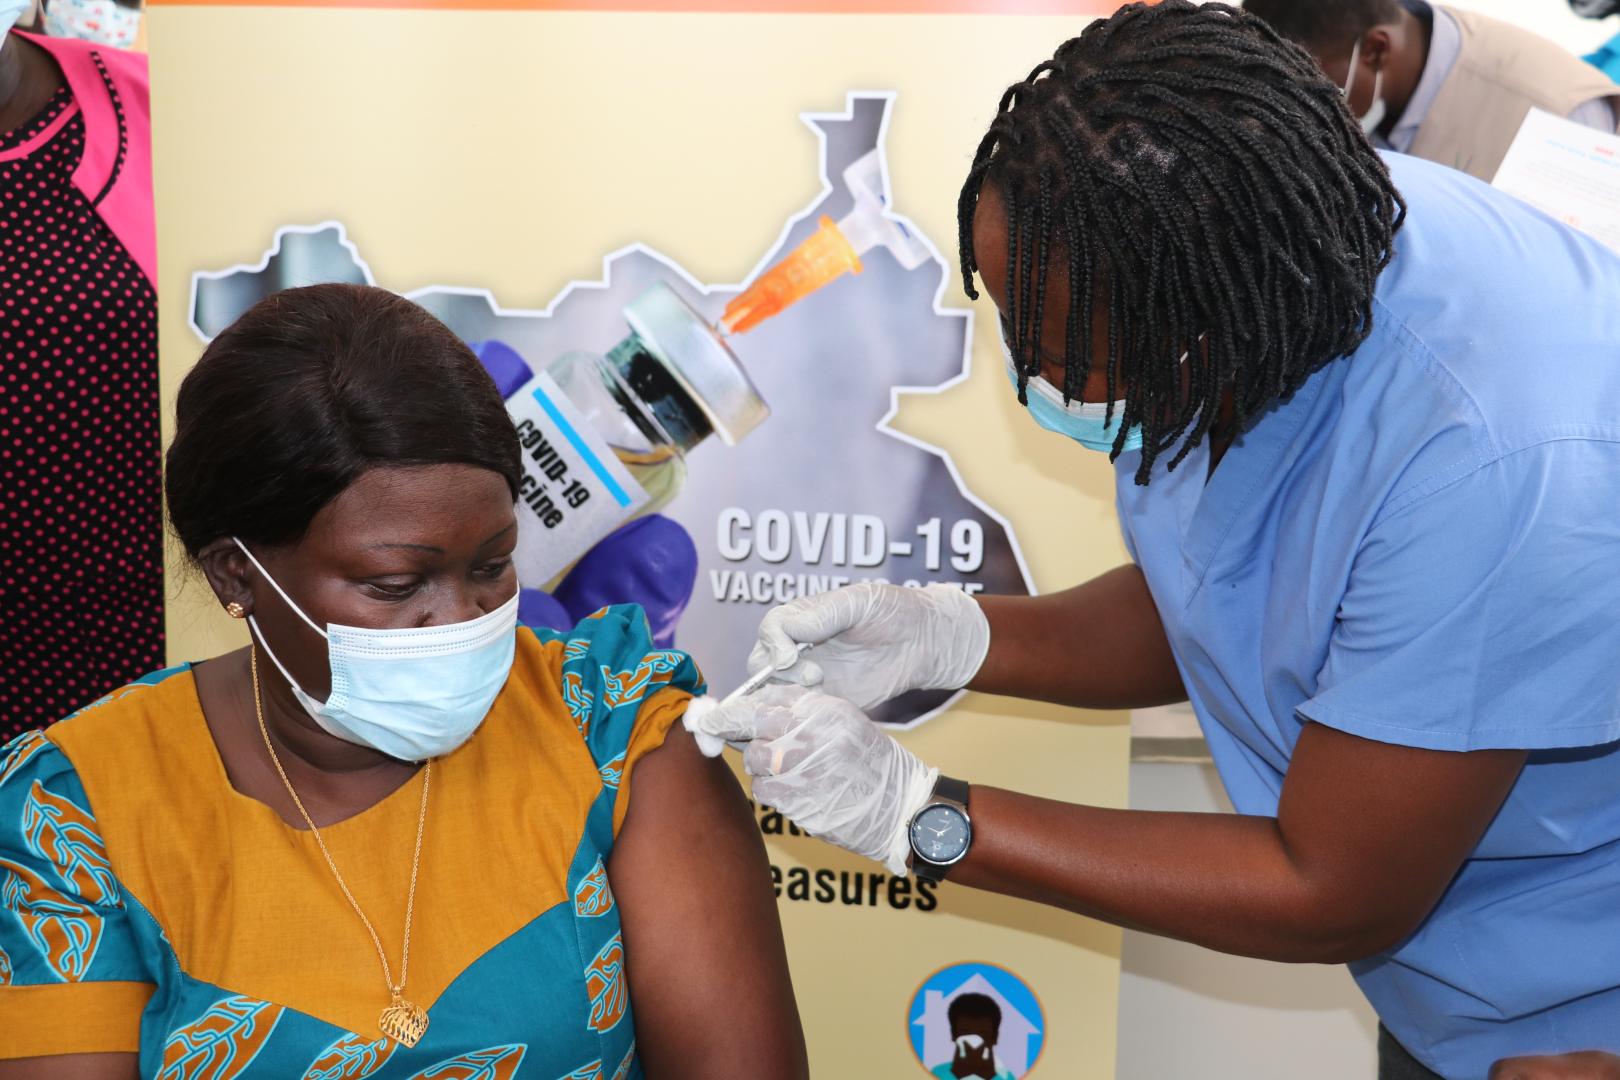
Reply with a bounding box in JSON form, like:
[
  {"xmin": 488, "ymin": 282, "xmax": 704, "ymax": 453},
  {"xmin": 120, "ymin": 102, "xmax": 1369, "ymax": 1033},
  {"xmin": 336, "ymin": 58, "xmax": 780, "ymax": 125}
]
[{"xmin": 379, "ymin": 993, "xmax": 430, "ymax": 1048}]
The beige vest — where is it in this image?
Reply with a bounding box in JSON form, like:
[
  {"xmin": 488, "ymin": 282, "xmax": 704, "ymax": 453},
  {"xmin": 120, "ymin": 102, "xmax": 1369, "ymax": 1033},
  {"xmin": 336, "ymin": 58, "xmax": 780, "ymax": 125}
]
[{"xmin": 1409, "ymin": 7, "xmax": 1620, "ymax": 182}]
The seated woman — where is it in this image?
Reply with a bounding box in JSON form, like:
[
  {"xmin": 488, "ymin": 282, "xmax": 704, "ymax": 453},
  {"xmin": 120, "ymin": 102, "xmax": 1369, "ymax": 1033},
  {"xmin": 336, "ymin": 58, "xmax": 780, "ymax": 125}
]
[{"xmin": 0, "ymin": 284, "xmax": 807, "ymax": 1079}]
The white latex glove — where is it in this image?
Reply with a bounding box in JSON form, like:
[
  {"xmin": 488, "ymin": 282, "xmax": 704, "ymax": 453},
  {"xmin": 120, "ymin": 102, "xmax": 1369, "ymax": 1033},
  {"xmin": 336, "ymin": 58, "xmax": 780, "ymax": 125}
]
[
  {"xmin": 748, "ymin": 582, "xmax": 991, "ymax": 709},
  {"xmin": 734, "ymin": 684, "xmax": 937, "ymax": 876}
]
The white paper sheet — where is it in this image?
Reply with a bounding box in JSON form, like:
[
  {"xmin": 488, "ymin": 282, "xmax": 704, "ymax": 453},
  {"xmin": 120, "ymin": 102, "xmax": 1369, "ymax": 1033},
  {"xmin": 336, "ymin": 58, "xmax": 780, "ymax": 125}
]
[{"xmin": 1492, "ymin": 107, "xmax": 1620, "ymax": 254}]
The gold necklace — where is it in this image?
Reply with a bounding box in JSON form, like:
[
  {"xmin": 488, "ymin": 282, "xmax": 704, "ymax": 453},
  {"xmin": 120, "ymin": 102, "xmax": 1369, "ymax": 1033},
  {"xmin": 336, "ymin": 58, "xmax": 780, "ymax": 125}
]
[{"xmin": 250, "ymin": 648, "xmax": 432, "ymax": 1048}]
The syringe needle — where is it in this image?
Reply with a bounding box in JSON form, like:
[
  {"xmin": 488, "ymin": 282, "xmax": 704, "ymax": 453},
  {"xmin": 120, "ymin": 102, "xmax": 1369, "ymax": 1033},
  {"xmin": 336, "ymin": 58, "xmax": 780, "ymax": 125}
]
[{"xmin": 722, "ymin": 641, "xmax": 813, "ymax": 705}]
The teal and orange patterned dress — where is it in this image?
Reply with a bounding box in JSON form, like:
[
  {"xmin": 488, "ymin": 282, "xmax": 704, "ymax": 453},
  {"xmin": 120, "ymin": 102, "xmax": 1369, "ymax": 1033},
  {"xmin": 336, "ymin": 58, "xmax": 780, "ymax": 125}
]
[{"xmin": 0, "ymin": 605, "xmax": 702, "ymax": 1079}]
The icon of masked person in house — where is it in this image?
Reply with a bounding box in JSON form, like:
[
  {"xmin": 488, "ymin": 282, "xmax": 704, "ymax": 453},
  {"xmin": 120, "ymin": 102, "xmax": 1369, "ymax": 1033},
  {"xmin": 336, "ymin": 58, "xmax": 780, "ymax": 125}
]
[{"xmin": 933, "ymin": 994, "xmax": 1017, "ymax": 1080}]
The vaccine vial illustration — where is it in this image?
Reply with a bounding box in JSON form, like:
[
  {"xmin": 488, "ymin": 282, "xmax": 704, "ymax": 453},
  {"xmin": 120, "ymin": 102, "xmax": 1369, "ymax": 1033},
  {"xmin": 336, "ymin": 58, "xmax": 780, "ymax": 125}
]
[{"xmin": 500, "ymin": 282, "xmax": 768, "ymax": 586}]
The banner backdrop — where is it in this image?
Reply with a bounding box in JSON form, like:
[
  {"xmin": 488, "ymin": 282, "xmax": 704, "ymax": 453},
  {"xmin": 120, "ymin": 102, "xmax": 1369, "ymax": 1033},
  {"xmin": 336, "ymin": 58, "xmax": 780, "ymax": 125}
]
[{"xmin": 150, "ymin": 3, "xmax": 1129, "ymax": 1074}]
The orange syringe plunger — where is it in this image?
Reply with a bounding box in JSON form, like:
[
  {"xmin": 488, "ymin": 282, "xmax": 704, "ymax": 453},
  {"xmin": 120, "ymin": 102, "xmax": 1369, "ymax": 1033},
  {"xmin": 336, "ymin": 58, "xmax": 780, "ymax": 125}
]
[{"xmin": 722, "ymin": 215, "xmax": 863, "ymax": 335}]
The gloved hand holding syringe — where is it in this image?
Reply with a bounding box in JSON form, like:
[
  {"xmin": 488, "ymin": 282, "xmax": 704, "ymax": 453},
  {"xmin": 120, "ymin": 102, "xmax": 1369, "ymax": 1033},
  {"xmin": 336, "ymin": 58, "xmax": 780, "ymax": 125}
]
[
  {"xmin": 683, "ymin": 671, "xmax": 940, "ymax": 877},
  {"xmin": 683, "ymin": 582, "xmax": 988, "ymax": 875},
  {"xmin": 682, "ymin": 641, "xmax": 812, "ymax": 758}
]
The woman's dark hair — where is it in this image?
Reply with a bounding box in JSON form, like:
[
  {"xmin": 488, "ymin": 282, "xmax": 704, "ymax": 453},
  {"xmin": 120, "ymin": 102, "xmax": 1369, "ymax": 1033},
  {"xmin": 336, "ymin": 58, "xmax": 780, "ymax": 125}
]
[
  {"xmin": 957, "ymin": 0, "xmax": 1405, "ymax": 483},
  {"xmin": 166, "ymin": 283, "xmax": 521, "ymax": 558}
]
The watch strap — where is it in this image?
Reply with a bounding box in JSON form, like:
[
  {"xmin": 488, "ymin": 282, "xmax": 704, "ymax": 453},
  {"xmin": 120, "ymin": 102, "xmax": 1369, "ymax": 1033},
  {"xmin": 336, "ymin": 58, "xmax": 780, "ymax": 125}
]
[{"xmin": 933, "ymin": 774, "xmax": 969, "ymax": 808}]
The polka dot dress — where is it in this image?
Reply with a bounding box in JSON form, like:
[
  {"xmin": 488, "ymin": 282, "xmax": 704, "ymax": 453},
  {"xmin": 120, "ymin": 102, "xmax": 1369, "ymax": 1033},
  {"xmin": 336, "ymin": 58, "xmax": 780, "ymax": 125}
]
[{"xmin": 1, "ymin": 84, "xmax": 164, "ymax": 738}]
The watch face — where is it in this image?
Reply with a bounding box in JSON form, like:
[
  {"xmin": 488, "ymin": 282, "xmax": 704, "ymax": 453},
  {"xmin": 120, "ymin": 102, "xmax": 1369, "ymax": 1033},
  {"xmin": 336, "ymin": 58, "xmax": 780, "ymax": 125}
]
[{"xmin": 910, "ymin": 804, "xmax": 970, "ymax": 864}]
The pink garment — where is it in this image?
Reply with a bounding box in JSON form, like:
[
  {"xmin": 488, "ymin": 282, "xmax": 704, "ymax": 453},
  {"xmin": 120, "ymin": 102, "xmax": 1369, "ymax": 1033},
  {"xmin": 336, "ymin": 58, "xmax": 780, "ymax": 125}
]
[{"xmin": 7, "ymin": 30, "xmax": 153, "ymax": 286}]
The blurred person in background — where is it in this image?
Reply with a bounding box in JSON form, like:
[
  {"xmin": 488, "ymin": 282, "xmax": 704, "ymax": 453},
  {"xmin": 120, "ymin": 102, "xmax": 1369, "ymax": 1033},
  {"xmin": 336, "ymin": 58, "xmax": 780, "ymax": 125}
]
[
  {"xmin": 1570, "ymin": 0, "xmax": 1620, "ymax": 84},
  {"xmin": 16, "ymin": 0, "xmax": 143, "ymax": 49},
  {"xmin": 1245, "ymin": 0, "xmax": 1620, "ymax": 180},
  {"xmin": 0, "ymin": 4, "xmax": 162, "ymax": 738},
  {"xmin": 41, "ymin": 0, "xmax": 143, "ymax": 49}
]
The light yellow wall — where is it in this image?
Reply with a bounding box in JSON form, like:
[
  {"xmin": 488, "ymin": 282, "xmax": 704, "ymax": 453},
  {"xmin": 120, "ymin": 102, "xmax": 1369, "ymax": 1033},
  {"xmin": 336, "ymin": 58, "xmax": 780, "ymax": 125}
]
[{"xmin": 148, "ymin": 10, "xmax": 1127, "ymax": 1074}]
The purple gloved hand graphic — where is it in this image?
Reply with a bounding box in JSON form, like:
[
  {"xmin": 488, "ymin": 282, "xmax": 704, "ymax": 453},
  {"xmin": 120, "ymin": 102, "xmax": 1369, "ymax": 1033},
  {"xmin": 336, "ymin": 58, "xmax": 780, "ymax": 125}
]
[
  {"xmin": 469, "ymin": 339, "xmax": 533, "ymax": 400},
  {"xmin": 518, "ymin": 514, "xmax": 698, "ymax": 648}
]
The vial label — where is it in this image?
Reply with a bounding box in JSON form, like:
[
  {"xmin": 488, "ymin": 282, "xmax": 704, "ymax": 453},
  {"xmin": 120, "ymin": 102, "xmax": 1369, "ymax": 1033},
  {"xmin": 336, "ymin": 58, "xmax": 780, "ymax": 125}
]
[{"xmin": 508, "ymin": 371, "xmax": 650, "ymax": 586}]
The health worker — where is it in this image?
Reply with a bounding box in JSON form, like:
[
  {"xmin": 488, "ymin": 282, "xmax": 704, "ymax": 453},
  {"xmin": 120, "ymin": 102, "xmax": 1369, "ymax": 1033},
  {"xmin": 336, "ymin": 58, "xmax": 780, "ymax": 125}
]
[{"xmin": 694, "ymin": 5, "xmax": 1620, "ymax": 1078}]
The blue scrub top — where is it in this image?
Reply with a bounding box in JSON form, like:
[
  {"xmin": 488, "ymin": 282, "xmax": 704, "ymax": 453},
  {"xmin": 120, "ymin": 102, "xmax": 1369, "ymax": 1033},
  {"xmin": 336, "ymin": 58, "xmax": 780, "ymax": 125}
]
[{"xmin": 1115, "ymin": 153, "xmax": 1620, "ymax": 1077}]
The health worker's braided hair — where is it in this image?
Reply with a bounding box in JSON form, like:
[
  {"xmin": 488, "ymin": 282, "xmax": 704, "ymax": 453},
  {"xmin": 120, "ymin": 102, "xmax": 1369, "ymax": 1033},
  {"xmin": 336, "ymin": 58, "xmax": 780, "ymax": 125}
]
[{"xmin": 957, "ymin": 0, "xmax": 1405, "ymax": 484}]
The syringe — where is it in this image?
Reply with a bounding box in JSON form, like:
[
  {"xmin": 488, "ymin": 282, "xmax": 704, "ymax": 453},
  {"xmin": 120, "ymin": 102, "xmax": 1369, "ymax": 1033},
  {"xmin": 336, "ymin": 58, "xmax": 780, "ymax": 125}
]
[
  {"xmin": 722, "ymin": 641, "xmax": 813, "ymax": 705},
  {"xmin": 669, "ymin": 641, "xmax": 818, "ymax": 758},
  {"xmin": 719, "ymin": 641, "xmax": 814, "ymax": 762}
]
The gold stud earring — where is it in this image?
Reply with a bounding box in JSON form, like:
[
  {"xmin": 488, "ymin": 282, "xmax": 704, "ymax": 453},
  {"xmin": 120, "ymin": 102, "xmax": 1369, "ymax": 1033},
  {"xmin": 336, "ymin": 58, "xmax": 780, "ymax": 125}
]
[{"xmin": 226, "ymin": 602, "xmax": 247, "ymax": 619}]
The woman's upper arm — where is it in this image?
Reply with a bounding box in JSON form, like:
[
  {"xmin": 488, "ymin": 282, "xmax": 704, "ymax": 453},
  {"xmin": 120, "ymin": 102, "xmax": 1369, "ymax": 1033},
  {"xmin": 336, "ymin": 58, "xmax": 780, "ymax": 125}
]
[
  {"xmin": 0, "ymin": 1053, "xmax": 139, "ymax": 1079},
  {"xmin": 608, "ymin": 725, "xmax": 807, "ymax": 1079},
  {"xmin": 0, "ymin": 733, "xmax": 154, "ymax": 1062}
]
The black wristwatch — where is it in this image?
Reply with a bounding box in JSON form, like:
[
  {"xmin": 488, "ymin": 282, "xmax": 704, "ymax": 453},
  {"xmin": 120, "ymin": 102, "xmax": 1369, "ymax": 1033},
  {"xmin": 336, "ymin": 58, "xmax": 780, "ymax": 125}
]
[{"xmin": 908, "ymin": 775, "xmax": 971, "ymax": 882}]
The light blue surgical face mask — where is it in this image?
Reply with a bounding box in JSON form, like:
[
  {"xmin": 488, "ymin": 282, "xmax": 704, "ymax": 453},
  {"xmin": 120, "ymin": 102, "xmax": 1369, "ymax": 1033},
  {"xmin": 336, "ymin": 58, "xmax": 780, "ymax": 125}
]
[
  {"xmin": 234, "ymin": 538, "xmax": 519, "ymax": 762},
  {"xmin": 2, "ymin": 0, "xmax": 32, "ymax": 37},
  {"xmin": 1002, "ymin": 346, "xmax": 1145, "ymax": 454}
]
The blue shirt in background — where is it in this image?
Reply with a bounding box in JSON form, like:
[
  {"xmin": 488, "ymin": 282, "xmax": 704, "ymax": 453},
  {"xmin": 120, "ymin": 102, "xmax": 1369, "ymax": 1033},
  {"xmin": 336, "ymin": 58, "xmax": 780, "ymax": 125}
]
[
  {"xmin": 1586, "ymin": 29, "xmax": 1620, "ymax": 85},
  {"xmin": 1115, "ymin": 153, "xmax": 1620, "ymax": 1077}
]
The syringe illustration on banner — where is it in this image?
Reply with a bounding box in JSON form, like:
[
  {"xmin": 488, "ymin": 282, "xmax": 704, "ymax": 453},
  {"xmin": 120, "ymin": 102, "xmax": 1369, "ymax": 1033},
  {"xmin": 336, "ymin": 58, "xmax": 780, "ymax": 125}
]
[{"xmin": 188, "ymin": 92, "xmax": 1033, "ymax": 727}]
